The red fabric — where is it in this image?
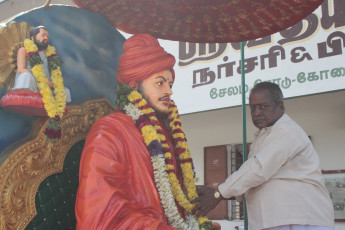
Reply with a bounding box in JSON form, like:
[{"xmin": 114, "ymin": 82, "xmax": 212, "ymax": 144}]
[
  {"xmin": 0, "ymin": 90, "xmax": 47, "ymax": 116},
  {"xmin": 0, "ymin": 90, "xmax": 68, "ymax": 117},
  {"xmin": 116, "ymin": 34, "xmax": 175, "ymax": 84},
  {"xmin": 75, "ymin": 111, "xmax": 177, "ymax": 230},
  {"xmin": 71, "ymin": 0, "xmax": 323, "ymax": 43},
  {"xmin": 212, "ymin": 222, "xmax": 221, "ymax": 230}
]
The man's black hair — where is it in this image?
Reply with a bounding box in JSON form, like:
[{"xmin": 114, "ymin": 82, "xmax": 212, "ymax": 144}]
[
  {"xmin": 29, "ymin": 26, "xmax": 48, "ymax": 39},
  {"xmin": 249, "ymin": 82, "xmax": 284, "ymax": 105}
]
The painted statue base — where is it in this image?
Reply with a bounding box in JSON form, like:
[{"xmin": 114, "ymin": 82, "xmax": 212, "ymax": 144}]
[{"xmin": 0, "ymin": 89, "xmax": 68, "ymax": 117}]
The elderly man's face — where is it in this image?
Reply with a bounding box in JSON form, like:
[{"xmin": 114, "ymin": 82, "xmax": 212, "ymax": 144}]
[
  {"xmin": 249, "ymin": 88, "xmax": 284, "ymax": 129},
  {"xmin": 33, "ymin": 28, "xmax": 49, "ymax": 50},
  {"xmin": 140, "ymin": 70, "xmax": 173, "ymax": 116}
]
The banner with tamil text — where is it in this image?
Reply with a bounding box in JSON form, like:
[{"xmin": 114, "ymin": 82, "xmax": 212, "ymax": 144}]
[{"xmin": 158, "ymin": 0, "xmax": 345, "ymax": 114}]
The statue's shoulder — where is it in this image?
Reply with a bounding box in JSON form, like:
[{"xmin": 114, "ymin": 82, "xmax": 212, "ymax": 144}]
[{"xmin": 93, "ymin": 110, "xmax": 134, "ymax": 129}]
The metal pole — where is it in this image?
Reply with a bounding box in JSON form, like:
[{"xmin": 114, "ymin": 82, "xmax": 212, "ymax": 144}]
[{"xmin": 240, "ymin": 41, "xmax": 248, "ymax": 230}]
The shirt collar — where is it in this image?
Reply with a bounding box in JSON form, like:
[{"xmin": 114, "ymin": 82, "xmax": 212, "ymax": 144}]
[{"xmin": 254, "ymin": 113, "xmax": 288, "ymax": 137}]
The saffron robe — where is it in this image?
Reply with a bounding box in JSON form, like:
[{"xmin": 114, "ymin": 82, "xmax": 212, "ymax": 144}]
[{"xmin": 75, "ymin": 111, "xmax": 178, "ymax": 230}]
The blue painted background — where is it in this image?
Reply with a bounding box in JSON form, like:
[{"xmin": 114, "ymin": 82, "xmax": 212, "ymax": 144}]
[{"xmin": 0, "ymin": 5, "xmax": 125, "ymax": 154}]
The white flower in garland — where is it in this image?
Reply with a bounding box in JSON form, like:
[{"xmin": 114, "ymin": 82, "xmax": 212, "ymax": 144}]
[
  {"xmin": 122, "ymin": 89, "xmax": 214, "ymax": 230},
  {"xmin": 151, "ymin": 155, "xmax": 192, "ymax": 230},
  {"xmin": 124, "ymin": 103, "xmax": 142, "ymax": 121},
  {"xmin": 185, "ymin": 214, "xmax": 199, "ymax": 230}
]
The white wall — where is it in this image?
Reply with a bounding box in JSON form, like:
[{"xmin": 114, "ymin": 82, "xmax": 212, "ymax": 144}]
[{"xmin": 181, "ymin": 90, "xmax": 345, "ymax": 230}]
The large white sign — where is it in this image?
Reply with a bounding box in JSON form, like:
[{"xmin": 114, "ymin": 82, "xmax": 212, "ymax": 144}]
[
  {"xmin": 122, "ymin": 0, "xmax": 345, "ymax": 115},
  {"xmin": 167, "ymin": 0, "xmax": 345, "ymax": 114}
]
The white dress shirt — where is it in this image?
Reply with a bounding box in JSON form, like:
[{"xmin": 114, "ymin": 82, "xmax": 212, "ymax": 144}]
[{"xmin": 218, "ymin": 114, "xmax": 334, "ymax": 230}]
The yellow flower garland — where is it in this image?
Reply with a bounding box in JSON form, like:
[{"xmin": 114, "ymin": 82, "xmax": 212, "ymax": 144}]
[
  {"xmin": 128, "ymin": 90, "xmax": 212, "ymax": 229},
  {"xmin": 24, "ymin": 39, "xmax": 66, "ymax": 118}
]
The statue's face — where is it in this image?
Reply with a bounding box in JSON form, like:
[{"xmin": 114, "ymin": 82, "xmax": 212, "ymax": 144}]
[
  {"xmin": 33, "ymin": 28, "xmax": 49, "ymax": 50},
  {"xmin": 139, "ymin": 70, "xmax": 174, "ymax": 116}
]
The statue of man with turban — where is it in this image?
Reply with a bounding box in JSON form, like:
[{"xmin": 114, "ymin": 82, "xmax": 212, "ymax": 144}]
[{"xmin": 75, "ymin": 34, "xmax": 219, "ymax": 230}]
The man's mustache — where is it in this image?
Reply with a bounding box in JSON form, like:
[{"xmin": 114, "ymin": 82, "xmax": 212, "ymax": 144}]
[{"xmin": 159, "ymin": 96, "xmax": 170, "ymax": 101}]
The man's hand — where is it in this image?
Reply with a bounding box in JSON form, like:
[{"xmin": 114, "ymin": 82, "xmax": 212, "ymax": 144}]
[{"xmin": 191, "ymin": 185, "xmax": 221, "ymax": 217}]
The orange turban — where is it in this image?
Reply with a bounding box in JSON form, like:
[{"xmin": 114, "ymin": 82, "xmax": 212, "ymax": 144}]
[{"xmin": 116, "ymin": 34, "xmax": 176, "ymax": 84}]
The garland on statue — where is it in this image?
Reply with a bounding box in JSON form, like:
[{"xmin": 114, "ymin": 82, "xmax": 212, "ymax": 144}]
[
  {"xmin": 24, "ymin": 39, "xmax": 66, "ymax": 142},
  {"xmin": 116, "ymin": 84, "xmax": 215, "ymax": 230}
]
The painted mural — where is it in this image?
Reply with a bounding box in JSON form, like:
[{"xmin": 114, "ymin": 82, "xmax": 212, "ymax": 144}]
[{"xmin": 0, "ymin": 5, "xmax": 125, "ymax": 154}]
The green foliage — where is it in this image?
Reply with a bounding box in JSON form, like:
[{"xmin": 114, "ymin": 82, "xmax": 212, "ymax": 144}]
[
  {"xmin": 28, "ymin": 53, "xmax": 43, "ymax": 67},
  {"xmin": 48, "ymin": 56, "xmax": 63, "ymax": 71},
  {"xmin": 44, "ymin": 117, "xmax": 62, "ymax": 143},
  {"xmin": 115, "ymin": 84, "xmax": 133, "ymax": 111},
  {"xmin": 46, "ymin": 118, "xmax": 61, "ymax": 130},
  {"xmin": 200, "ymin": 221, "xmax": 217, "ymax": 230}
]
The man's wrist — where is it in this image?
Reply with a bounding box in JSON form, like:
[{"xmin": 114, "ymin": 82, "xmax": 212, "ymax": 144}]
[{"xmin": 213, "ymin": 187, "xmax": 224, "ymax": 200}]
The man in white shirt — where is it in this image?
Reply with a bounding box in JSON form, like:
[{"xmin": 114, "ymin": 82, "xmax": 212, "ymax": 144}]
[{"xmin": 192, "ymin": 82, "xmax": 335, "ymax": 230}]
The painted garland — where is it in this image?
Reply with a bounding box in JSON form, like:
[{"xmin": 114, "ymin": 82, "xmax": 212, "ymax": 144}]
[
  {"xmin": 24, "ymin": 39, "xmax": 66, "ymax": 142},
  {"xmin": 116, "ymin": 84, "xmax": 215, "ymax": 230}
]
